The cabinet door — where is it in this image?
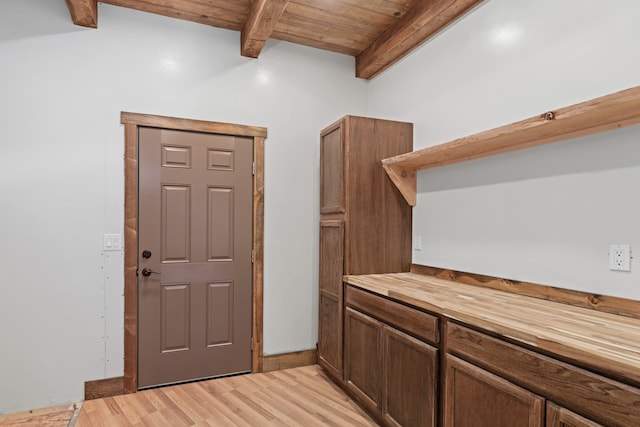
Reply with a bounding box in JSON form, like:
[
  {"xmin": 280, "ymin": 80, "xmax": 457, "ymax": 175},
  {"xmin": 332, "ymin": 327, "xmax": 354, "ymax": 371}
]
[
  {"xmin": 444, "ymin": 355, "xmax": 544, "ymax": 427},
  {"xmin": 546, "ymin": 402, "xmax": 603, "ymax": 427},
  {"xmin": 318, "ymin": 221, "xmax": 344, "ymax": 380},
  {"xmin": 319, "ymin": 292, "xmax": 342, "ymax": 380},
  {"xmin": 344, "ymin": 307, "xmax": 382, "ymax": 416},
  {"xmin": 382, "ymin": 326, "xmax": 438, "ymax": 427},
  {"xmin": 319, "ymin": 221, "xmax": 343, "ymax": 296},
  {"xmin": 320, "ymin": 121, "xmax": 345, "ymax": 214}
]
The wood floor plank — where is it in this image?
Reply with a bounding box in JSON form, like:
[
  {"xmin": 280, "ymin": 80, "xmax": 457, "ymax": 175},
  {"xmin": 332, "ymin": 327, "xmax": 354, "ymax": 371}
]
[
  {"xmin": 0, "ymin": 403, "xmax": 80, "ymax": 427},
  {"xmin": 0, "ymin": 411, "xmax": 73, "ymax": 426},
  {"xmin": 139, "ymin": 410, "xmax": 174, "ymax": 427},
  {"xmin": 163, "ymin": 386, "xmax": 211, "ymax": 423},
  {"xmin": 195, "ymin": 382, "xmax": 251, "ymax": 426},
  {"xmin": 154, "ymin": 389, "xmax": 196, "ymax": 426},
  {"xmin": 286, "ymin": 368, "xmax": 369, "ymax": 415},
  {"xmin": 75, "ymin": 365, "xmax": 376, "ymax": 426},
  {"xmin": 125, "ymin": 391, "xmax": 159, "ymax": 422},
  {"xmin": 236, "ymin": 388, "xmax": 308, "ymax": 426},
  {"xmin": 279, "ymin": 376, "xmax": 376, "ymax": 426},
  {"xmin": 263, "ymin": 387, "xmax": 341, "ymax": 426},
  {"xmin": 262, "ymin": 370, "xmax": 363, "ymax": 425},
  {"xmin": 193, "ymin": 385, "xmax": 246, "ymax": 426},
  {"xmin": 185, "ymin": 382, "xmax": 240, "ymax": 425}
]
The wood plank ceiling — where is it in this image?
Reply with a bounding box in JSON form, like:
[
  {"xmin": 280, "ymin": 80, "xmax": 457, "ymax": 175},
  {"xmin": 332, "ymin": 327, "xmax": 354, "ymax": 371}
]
[{"xmin": 65, "ymin": 0, "xmax": 484, "ymax": 79}]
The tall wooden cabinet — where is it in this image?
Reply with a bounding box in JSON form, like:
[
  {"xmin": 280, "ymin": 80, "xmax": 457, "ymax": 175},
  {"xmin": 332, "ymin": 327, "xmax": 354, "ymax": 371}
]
[{"xmin": 318, "ymin": 116, "xmax": 412, "ymax": 381}]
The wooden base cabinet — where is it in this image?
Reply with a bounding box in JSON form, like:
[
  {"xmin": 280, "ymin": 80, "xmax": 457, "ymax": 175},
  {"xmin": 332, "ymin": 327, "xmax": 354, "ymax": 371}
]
[
  {"xmin": 445, "ymin": 321, "xmax": 640, "ymax": 427},
  {"xmin": 341, "ymin": 274, "xmax": 640, "ymax": 427},
  {"xmin": 344, "ymin": 286, "xmax": 438, "ymax": 427},
  {"xmin": 318, "ymin": 116, "xmax": 413, "ymax": 382}
]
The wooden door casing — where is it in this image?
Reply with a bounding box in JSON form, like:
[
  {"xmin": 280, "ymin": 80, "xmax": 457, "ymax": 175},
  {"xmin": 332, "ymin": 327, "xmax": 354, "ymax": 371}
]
[
  {"xmin": 382, "ymin": 325, "xmax": 438, "ymax": 427},
  {"xmin": 122, "ymin": 112, "xmax": 266, "ymax": 393},
  {"xmin": 443, "ymin": 354, "xmax": 545, "ymax": 427},
  {"xmin": 137, "ymin": 127, "xmax": 253, "ymax": 388}
]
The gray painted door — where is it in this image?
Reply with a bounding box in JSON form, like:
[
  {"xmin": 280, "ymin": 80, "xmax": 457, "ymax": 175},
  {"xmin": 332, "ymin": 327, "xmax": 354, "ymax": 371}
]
[{"xmin": 138, "ymin": 127, "xmax": 253, "ymax": 389}]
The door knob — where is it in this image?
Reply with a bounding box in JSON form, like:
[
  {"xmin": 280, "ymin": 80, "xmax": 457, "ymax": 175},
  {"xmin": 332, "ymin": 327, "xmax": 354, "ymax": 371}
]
[
  {"xmin": 142, "ymin": 250, "xmax": 152, "ymax": 259},
  {"xmin": 141, "ymin": 268, "xmax": 160, "ymax": 277}
]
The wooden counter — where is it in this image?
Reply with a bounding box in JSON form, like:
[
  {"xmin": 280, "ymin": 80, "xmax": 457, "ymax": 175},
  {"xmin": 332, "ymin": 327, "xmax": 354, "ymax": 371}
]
[{"xmin": 343, "ymin": 272, "xmax": 640, "ymax": 386}]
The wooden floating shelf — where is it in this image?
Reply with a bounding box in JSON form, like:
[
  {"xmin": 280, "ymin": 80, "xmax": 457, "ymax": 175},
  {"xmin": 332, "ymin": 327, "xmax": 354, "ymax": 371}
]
[{"xmin": 383, "ymin": 85, "xmax": 640, "ymax": 206}]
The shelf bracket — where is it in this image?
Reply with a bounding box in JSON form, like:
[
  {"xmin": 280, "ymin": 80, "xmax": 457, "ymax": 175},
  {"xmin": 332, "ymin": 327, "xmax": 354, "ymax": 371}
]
[{"xmin": 383, "ymin": 164, "xmax": 416, "ymax": 206}]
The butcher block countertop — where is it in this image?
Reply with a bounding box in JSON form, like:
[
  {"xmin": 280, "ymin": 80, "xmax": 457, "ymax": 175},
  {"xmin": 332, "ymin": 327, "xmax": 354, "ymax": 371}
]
[{"xmin": 343, "ymin": 272, "xmax": 640, "ymax": 385}]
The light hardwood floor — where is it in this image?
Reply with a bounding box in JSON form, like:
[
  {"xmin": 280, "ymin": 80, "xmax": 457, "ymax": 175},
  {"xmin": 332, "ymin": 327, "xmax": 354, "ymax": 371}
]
[
  {"xmin": 0, "ymin": 403, "xmax": 78, "ymax": 427},
  {"xmin": 76, "ymin": 365, "xmax": 378, "ymax": 426}
]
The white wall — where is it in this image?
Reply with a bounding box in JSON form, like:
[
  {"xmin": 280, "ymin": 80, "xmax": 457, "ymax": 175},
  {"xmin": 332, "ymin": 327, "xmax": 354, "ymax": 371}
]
[
  {"xmin": 368, "ymin": 0, "xmax": 640, "ymax": 299},
  {"xmin": 0, "ymin": 1, "xmax": 367, "ymax": 413}
]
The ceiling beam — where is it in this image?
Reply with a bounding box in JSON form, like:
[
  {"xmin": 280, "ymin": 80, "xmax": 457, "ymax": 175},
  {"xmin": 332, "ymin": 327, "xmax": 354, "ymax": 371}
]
[
  {"xmin": 356, "ymin": 0, "xmax": 484, "ymax": 79},
  {"xmin": 241, "ymin": 0, "xmax": 289, "ymax": 58},
  {"xmin": 65, "ymin": 0, "xmax": 98, "ymax": 28}
]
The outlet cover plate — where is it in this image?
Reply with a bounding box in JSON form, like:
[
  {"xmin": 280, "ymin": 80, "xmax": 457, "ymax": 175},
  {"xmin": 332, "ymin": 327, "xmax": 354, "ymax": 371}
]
[{"xmin": 609, "ymin": 244, "xmax": 631, "ymax": 272}]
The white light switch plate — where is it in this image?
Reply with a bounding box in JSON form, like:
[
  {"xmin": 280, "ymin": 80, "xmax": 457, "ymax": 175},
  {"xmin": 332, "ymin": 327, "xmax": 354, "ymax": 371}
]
[{"xmin": 104, "ymin": 234, "xmax": 123, "ymax": 251}]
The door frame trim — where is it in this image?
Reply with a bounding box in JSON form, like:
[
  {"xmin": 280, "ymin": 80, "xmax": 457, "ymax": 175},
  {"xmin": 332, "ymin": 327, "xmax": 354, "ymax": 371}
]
[{"xmin": 121, "ymin": 112, "xmax": 267, "ymax": 393}]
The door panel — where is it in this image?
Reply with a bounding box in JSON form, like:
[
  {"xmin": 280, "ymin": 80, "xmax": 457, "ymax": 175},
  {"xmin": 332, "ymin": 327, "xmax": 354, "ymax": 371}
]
[
  {"xmin": 160, "ymin": 283, "xmax": 190, "ymax": 352},
  {"xmin": 206, "ymin": 281, "xmax": 233, "ymax": 346},
  {"xmin": 162, "ymin": 185, "xmax": 191, "ymax": 262},
  {"xmin": 207, "ymin": 187, "xmax": 233, "ymax": 260},
  {"xmin": 208, "ymin": 149, "xmax": 234, "ymax": 170},
  {"xmin": 138, "ymin": 127, "xmax": 253, "ymax": 388},
  {"xmin": 162, "ymin": 144, "xmax": 191, "ymax": 168}
]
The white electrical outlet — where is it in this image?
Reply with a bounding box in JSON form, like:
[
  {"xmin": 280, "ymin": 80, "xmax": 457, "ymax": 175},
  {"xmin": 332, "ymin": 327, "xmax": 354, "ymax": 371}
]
[{"xmin": 609, "ymin": 244, "xmax": 631, "ymax": 272}]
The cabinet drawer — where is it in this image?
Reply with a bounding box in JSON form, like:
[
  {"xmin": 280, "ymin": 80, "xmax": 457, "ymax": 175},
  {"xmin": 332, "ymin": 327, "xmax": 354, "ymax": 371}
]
[
  {"xmin": 346, "ymin": 285, "xmax": 438, "ymax": 345},
  {"xmin": 445, "ymin": 321, "xmax": 640, "ymax": 427}
]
